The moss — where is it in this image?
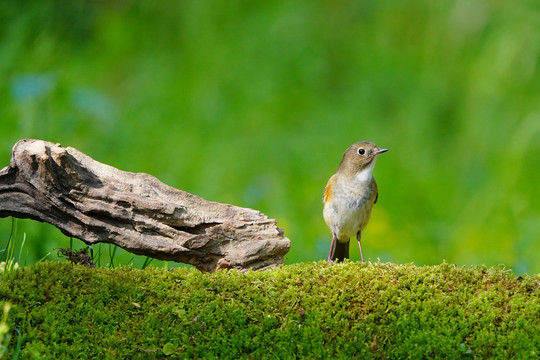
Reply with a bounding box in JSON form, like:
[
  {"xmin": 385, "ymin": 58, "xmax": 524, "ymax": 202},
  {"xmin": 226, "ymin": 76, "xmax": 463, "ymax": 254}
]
[{"xmin": 0, "ymin": 261, "xmax": 538, "ymax": 359}]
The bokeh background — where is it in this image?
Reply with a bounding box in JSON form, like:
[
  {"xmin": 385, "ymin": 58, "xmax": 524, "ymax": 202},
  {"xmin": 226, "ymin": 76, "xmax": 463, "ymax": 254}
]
[{"xmin": 1, "ymin": 0, "xmax": 539, "ymax": 273}]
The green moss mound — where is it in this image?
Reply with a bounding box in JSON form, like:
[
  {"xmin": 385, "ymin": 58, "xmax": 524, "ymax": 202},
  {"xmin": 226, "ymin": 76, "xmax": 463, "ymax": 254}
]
[{"xmin": 1, "ymin": 261, "xmax": 538, "ymax": 359}]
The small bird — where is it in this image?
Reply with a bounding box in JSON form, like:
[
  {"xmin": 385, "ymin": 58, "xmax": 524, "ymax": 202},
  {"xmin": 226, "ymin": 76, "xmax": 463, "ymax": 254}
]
[{"xmin": 323, "ymin": 141, "xmax": 388, "ymax": 263}]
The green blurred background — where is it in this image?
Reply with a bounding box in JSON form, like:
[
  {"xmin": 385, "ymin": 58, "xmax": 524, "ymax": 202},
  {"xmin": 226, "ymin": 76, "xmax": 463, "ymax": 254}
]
[{"xmin": 1, "ymin": 0, "xmax": 539, "ymax": 273}]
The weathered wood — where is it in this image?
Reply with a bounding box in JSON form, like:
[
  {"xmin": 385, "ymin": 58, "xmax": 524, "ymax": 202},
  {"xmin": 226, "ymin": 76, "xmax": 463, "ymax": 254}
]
[{"xmin": 0, "ymin": 139, "xmax": 290, "ymax": 272}]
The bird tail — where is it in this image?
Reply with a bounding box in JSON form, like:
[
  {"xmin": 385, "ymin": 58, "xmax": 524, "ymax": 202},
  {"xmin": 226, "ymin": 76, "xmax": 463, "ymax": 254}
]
[{"xmin": 327, "ymin": 239, "xmax": 349, "ymax": 263}]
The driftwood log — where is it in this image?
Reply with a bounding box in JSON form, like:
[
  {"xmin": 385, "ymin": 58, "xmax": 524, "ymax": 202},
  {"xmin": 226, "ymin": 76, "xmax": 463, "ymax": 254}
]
[{"xmin": 0, "ymin": 139, "xmax": 290, "ymax": 272}]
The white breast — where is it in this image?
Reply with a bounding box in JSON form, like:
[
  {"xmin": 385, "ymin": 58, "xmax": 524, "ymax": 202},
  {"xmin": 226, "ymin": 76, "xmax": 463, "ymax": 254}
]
[{"xmin": 323, "ymin": 162, "xmax": 377, "ymax": 242}]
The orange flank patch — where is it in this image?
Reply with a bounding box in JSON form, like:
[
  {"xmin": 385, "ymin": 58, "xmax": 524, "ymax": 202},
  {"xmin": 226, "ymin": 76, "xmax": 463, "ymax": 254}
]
[{"xmin": 323, "ymin": 175, "xmax": 335, "ymax": 203}]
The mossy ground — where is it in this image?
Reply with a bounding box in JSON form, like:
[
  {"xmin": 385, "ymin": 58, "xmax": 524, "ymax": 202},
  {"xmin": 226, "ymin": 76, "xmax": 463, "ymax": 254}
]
[{"xmin": 0, "ymin": 261, "xmax": 538, "ymax": 359}]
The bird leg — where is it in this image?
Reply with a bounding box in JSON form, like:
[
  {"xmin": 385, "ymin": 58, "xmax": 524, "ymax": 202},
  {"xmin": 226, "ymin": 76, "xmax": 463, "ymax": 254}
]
[
  {"xmin": 356, "ymin": 231, "xmax": 364, "ymax": 262},
  {"xmin": 327, "ymin": 233, "xmax": 337, "ymax": 263}
]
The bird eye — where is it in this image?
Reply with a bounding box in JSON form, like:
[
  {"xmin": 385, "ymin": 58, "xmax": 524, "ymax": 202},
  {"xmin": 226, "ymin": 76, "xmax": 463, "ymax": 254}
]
[{"xmin": 358, "ymin": 148, "xmax": 365, "ymax": 155}]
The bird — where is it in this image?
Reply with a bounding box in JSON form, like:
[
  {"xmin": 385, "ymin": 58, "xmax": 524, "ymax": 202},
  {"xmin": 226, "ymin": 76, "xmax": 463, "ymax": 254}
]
[{"xmin": 323, "ymin": 141, "xmax": 388, "ymax": 263}]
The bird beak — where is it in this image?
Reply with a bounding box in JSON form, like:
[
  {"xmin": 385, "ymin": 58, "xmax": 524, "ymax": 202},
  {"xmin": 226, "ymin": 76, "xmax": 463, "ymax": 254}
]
[{"xmin": 375, "ymin": 148, "xmax": 389, "ymax": 155}]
